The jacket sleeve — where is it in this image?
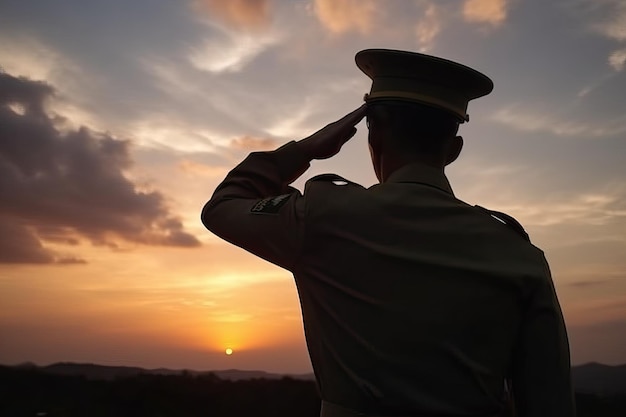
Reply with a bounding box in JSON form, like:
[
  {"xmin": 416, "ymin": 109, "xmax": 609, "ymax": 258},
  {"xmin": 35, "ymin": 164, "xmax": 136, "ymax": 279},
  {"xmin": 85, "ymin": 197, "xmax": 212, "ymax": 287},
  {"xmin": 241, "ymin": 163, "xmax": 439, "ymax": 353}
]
[
  {"xmin": 512, "ymin": 256, "xmax": 576, "ymax": 416},
  {"xmin": 201, "ymin": 141, "xmax": 312, "ymax": 271}
]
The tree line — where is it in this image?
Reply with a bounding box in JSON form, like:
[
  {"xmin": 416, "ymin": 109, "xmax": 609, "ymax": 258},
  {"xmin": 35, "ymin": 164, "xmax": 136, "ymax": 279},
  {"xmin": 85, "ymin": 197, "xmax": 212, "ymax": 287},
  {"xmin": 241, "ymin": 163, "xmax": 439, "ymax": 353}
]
[{"xmin": 1, "ymin": 366, "xmax": 624, "ymax": 416}]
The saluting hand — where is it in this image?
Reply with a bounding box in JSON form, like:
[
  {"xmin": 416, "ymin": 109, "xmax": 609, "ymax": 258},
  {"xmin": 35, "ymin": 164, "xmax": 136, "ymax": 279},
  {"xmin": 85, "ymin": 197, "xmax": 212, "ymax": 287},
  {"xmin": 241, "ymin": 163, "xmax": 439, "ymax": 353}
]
[{"xmin": 297, "ymin": 104, "xmax": 367, "ymax": 160}]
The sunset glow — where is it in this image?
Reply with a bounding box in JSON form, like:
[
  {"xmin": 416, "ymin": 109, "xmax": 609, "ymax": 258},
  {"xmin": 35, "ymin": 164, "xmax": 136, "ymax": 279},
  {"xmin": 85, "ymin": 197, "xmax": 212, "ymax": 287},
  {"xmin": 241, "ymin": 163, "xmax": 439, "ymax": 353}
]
[{"xmin": 1, "ymin": 0, "xmax": 626, "ymax": 373}]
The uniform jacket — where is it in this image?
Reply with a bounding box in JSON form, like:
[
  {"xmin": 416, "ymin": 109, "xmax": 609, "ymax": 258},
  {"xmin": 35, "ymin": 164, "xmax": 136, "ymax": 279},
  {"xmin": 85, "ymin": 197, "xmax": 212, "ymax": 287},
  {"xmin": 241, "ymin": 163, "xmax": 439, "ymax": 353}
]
[{"xmin": 202, "ymin": 141, "xmax": 575, "ymax": 417}]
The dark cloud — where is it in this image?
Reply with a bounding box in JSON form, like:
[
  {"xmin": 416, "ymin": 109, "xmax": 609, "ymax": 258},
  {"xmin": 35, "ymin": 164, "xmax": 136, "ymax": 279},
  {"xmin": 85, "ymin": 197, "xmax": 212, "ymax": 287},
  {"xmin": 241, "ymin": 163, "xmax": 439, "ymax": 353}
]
[
  {"xmin": 0, "ymin": 218, "xmax": 54, "ymax": 264},
  {"xmin": 0, "ymin": 71, "xmax": 200, "ymax": 264}
]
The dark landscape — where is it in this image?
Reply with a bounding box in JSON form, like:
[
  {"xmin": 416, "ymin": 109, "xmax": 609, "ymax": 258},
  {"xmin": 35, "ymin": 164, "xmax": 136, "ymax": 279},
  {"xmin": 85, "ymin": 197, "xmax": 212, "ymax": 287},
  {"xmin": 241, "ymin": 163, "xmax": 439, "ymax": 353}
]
[{"xmin": 1, "ymin": 362, "xmax": 625, "ymax": 416}]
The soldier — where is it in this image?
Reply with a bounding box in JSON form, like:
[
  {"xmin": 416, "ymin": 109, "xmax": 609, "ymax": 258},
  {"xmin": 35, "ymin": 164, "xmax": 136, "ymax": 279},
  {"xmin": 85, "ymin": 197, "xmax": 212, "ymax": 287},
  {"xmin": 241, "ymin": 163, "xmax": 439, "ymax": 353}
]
[{"xmin": 201, "ymin": 49, "xmax": 575, "ymax": 417}]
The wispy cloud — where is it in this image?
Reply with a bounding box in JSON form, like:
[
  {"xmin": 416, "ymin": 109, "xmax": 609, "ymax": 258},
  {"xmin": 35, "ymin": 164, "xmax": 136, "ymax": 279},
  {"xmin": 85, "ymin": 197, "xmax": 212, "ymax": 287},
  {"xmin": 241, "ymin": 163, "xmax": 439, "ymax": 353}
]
[
  {"xmin": 265, "ymin": 102, "xmax": 316, "ymax": 139},
  {"xmin": 193, "ymin": 0, "xmax": 273, "ymax": 31},
  {"xmin": 462, "ymin": 0, "xmax": 509, "ymax": 27},
  {"xmin": 579, "ymin": 0, "xmax": 626, "ymax": 71},
  {"xmin": 568, "ymin": 277, "xmax": 621, "ymax": 289},
  {"xmin": 415, "ymin": 2, "xmax": 441, "ymax": 51},
  {"xmin": 129, "ymin": 120, "xmax": 218, "ymax": 153},
  {"xmin": 189, "ymin": 30, "xmax": 280, "ymax": 73},
  {"xmin": 591, "ymin": 0, "xmax": 626, "ymax": 42},
  {"xmin": 492, "ymin": 103, "xmax": 626, "ymax": 137},
  {"xmin": 498, "ymin": 190, "xmax": 626, "ymax": 227},
  {"xmin": 230, "ymin": 135, "xmax": 278, "ymax": 151},
  {"xmin": 312, "ymin": 0, "xmax": 378, "ymax": 35},
  {"xmin": 608, "ymin": 48, "xmax": 626, "ymax": 71},
  {"xmin": 0, "ymin": 36, "xmax": 80, "ymax": 85},
  {"xmin": 178, "ymin": 160, "xmax": 228, "ymax": 178}
]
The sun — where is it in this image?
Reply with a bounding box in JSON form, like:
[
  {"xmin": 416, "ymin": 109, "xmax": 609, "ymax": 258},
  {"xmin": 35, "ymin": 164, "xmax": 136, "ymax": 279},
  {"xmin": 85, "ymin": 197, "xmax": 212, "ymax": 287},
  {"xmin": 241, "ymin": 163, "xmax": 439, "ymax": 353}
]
[{"xmin": 225, "ymin": 348, "xmax": 233, "ymax": 355}]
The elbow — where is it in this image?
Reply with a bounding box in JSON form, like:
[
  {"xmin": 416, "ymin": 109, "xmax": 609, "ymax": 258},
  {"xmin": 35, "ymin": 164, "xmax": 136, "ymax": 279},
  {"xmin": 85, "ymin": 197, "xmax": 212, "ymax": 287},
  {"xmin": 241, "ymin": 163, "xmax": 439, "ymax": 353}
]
[{"xmin": 201, "ymin": 200, "xmax": 217, "ymax": 232}]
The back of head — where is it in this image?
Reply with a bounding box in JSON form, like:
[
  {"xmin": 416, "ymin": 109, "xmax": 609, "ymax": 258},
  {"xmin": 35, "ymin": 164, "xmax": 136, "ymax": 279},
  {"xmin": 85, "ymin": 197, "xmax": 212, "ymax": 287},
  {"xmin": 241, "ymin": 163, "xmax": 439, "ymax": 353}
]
[{"xmin": 367, "ymin": 100, "xmax": 460, "ymax": 158}]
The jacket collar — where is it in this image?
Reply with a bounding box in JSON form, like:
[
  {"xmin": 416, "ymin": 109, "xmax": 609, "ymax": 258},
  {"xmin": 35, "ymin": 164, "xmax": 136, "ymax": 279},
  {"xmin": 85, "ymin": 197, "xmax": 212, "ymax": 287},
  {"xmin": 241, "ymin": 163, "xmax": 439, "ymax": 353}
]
[{"xmin": 385, "ymin": 163, "xmax": 454, "ymax": 196}]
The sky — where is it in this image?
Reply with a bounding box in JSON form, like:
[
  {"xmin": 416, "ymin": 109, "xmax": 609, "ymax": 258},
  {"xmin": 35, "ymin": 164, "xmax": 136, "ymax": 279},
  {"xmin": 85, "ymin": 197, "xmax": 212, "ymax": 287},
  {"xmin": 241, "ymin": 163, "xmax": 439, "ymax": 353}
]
[{"xmin": 0, "ymin": 0, "xmax": 625, "ymax": 374}]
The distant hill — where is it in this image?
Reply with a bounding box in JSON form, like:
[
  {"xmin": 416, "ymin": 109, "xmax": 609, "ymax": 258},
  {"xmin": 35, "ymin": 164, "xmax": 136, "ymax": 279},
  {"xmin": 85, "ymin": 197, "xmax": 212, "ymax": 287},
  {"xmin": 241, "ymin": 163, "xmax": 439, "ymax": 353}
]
[
  {"xmin": 13, "ymin": 362, "xmax": 315, "ymax": 382},
  {"xmin": 572, "ymin": 362, "xmax": 626, "ymax": 394},
  {"xmin": 9, "ymin": 361, "xmax": 626, "ymax": 394}
]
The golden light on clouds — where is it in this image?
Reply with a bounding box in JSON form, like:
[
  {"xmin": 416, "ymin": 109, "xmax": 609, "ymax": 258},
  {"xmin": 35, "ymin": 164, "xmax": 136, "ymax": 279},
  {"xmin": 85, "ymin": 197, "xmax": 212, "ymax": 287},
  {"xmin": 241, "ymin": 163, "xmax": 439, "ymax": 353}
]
[
  {"xmin": 178, "ymin": 160, "xmax": 228, "ymax": 178},
  {"xmin": 2, "ymin": 0, "xmax": 626, "ymax": 373},
  {"xmin": 415, "ymin": 3, "xmax": 441, "ymax": 52},
  {"xmin": 189, "ymin": 32, "xmax": 280, "ymax": 73},
  {"xmin": 230, "ymin": 135, "xmax": 278, "ymax": 151},
  {"xmin": 0, "ymin": 37, "xmax": 78, "ymax": 85},
  {"xmin": 195, "ymin": 0, "xmax": 272, "ymax": 30},
  {"xmin": 609, "ymin": 48, "xmax": 626, "ymax": 72},
  {"xmin": 463, "ymin": 0, "xmax": 508, "ymax": 26},
  {"xmin": 592, "ymin": 2, "xmax": 626, "ymax": 42},
  {"xmin": 313, "ymin": 0, "xmax": 377, "ymax": 35},
  {"xmin": 492, "ymin": 104, "xmax": 626, "ymax": 138}
]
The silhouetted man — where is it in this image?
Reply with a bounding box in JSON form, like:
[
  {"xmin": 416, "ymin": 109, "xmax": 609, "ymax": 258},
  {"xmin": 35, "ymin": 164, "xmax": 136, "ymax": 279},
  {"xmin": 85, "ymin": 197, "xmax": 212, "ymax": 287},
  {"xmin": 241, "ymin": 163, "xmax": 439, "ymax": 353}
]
[{"xmin": 202, "ymin": 49, "xmax": 575, "ymax": 417}]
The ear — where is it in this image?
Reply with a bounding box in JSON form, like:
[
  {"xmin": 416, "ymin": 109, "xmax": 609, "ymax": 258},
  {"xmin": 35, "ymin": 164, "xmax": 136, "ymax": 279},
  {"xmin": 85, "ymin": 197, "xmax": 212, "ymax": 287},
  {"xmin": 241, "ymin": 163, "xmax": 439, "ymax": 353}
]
[
  {"xmin": 368, "ymin": 133, "xmax": 383, "ymax": 182},
  {"xmin": 444, "ymin": 135, "xmax": 463, "ymax": 165},
  {"xmin": 368, "ymin": 129, "xmax": 382, "ymax": 154}
]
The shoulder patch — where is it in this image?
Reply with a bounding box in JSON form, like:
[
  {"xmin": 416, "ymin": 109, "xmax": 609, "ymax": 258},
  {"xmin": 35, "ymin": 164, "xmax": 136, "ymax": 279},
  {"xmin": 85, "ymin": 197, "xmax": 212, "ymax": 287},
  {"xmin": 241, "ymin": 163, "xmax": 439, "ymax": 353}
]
[
  {"xmin": 250, "ymin": 194, "xmax": 291, "ymax": 215},
  {"xmin": 475, "ymin": 205, "xmax": 531, "ymax": 242}
]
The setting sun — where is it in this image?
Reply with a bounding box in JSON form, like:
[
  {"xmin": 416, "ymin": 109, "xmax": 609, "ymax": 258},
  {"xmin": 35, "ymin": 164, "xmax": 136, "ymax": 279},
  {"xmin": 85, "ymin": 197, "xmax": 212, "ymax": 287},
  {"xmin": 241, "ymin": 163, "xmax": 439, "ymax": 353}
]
[{"xmin": 225, "ymin": 348, "xmax": 233, "ymax": 355}]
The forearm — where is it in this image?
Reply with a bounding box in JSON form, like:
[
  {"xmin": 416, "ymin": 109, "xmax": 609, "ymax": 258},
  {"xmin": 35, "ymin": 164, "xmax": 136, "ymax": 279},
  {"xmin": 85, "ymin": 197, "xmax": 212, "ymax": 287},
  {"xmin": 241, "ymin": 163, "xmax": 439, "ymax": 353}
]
[{"xmin": 203, "ymin": 104, "xmax": 365, "ymax": 214}]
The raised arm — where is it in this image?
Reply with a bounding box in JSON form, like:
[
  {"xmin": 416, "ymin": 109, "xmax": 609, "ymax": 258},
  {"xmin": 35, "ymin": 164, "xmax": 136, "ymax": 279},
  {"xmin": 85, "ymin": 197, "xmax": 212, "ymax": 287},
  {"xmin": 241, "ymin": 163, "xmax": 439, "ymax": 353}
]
[{"xmin": 201, "ymin": 105, "xmax": 366, "ymax": 270}]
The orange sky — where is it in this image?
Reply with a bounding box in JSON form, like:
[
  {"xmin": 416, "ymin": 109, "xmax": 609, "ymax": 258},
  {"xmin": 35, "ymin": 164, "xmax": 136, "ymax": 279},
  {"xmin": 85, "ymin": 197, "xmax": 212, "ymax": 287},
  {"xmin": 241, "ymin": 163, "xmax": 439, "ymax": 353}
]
[{"xmin": 1, "ymin": 0, "xmax": 626, "ymax": 372}]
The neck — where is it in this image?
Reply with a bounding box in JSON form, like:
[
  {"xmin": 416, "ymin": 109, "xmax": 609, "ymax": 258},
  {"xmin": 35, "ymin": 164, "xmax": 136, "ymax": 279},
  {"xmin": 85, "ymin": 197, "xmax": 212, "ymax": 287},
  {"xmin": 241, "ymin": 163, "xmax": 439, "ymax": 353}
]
[{"xmin": 379, "ymin": 154, "xmax": 445, "ymax": 182}]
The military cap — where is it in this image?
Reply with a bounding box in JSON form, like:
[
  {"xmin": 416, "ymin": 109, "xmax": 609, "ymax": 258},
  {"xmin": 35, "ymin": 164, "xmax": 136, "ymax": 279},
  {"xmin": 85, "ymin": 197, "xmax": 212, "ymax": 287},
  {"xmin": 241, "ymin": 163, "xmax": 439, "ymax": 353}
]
[{"xmin": 355, "ymin": 49, "xmax": 493, "ymax": 122}]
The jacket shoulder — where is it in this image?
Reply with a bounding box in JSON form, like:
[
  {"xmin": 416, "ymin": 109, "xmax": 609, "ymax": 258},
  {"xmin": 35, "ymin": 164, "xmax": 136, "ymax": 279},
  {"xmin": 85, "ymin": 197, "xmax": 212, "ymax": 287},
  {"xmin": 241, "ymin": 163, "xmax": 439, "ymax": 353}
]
[
  {"xmin": 305, "ymin": 173, "xmax": 364, "ymax": 188},
  {"xmin": 474, "ymin": 205, "xmax": 531, "ymax": 242}
]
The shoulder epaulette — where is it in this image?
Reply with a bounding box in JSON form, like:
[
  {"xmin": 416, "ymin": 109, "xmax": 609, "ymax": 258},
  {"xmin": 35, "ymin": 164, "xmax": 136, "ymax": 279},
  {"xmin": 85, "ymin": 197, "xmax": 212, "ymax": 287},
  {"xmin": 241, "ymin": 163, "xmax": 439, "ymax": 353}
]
[
  {"xmin": 475, "ymin": 205, "xmax": 530, "ymax": 242},
  {"xmin": 307, "ymin": 174, "xmax": 357, "ymax": 186}
]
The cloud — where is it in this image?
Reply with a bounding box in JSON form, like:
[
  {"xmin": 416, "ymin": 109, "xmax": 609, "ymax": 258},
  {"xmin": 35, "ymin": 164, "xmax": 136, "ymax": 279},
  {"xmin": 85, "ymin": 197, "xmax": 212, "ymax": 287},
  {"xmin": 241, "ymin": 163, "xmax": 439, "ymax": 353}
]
[
  {"xmin": 463, "ymin": 0, "xmax": 508, "ymax": 27},
  {"xmin": 582, "ymin": 0, "xmax": 626, "ymax": 70},
  {"xmin": 188, "ymin": 30, "xmax": 280, "ymax": 73},
  {"xmin": 591, "ymin": 0, "xmax": 626, "ymax": 42},
  {"xmin": 608, "ymin": 48, "xmax": 626, "ymax": 71},
  {"xmin": 492, "ymin": 103, "xmax": 626, "ymax": 137},
  {"xmin": 0, "ymin": 36, "xmax": 80, "ymax": 86},
  {"xmin": 0, "ymin": 219, "xmax": 55, "ymax": 264},
  {"xmin": 265, "ymin": 103, "xmax": 315, "ymax": 139},
  {"xmin": 498, "ymin": 190, "xmax": 626, "ymax": 227},
  {"xmin": 178, "ymin": 160, "xmax": 228, "ymax": 178},
  {"xmin": 415, "ymin": 2, "xmax": 441, "ymax": 51},
  {"xmin": 230, "ymin": 135, "xmax": 278, "ymax": 151},
  {"xmin": 313, "ymin": 0, "xmax": 377, "ymax": 35},
  {"xmin": 193, "ymin": 0, "xmax": 273, "ymax": 30},
  {"xmin": 567, "ymin": 277, "xmax": 621, "ymax": 289},
  {"xmin": 0, "ymin": 71, "xmax": 200, "ymax": 264}
]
